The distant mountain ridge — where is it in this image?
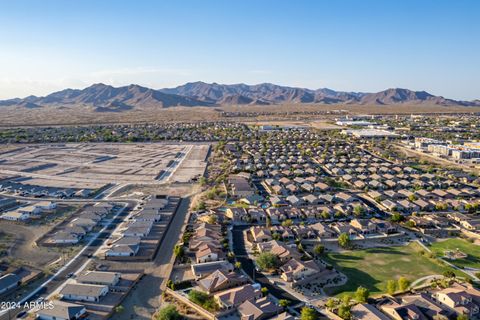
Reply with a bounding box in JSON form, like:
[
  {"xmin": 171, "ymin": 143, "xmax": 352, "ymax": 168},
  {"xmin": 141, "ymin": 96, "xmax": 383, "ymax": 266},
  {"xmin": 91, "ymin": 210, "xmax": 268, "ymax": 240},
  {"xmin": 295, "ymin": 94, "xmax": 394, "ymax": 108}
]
[{"xmin": 0, "ymin": 81, "xmax": 478, "ymax": 111}]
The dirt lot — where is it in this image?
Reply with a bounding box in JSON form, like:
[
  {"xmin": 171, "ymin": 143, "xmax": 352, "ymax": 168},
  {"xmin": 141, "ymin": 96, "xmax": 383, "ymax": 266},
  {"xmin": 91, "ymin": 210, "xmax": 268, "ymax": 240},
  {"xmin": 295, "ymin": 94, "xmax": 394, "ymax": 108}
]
[
  {"xmin": 2, "ymin": 104, "xmax": 480, "ymax": 127},
  {"xmin": 0, "ymin": 221, "xmax": 60, "ymax": 265}
]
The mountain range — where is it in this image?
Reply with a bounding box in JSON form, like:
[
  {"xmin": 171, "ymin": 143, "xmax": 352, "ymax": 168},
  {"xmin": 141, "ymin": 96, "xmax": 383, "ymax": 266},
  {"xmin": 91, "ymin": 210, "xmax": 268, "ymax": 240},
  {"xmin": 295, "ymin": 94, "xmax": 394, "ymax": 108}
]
[{"xmin": 0, "ymin": 82, "xmax": 478, "ymax": 112}]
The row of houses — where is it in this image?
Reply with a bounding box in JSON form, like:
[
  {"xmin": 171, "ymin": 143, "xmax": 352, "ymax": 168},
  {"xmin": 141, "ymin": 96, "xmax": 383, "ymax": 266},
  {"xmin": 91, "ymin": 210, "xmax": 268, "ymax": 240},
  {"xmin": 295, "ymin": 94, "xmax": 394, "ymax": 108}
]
[
  {"xmin": 106, "ymin": 196, "xmax": 169, "ymax": 257},
  {"xmin": 225, "ymin": 199, "xmax": 371, "ymax": 225},
  {"xmin": 188, "ymin": 222, "xmax": 226, "ymax": 264},
  {"xmin": 375, "ymin": 283, "xmax": 480, "ymax": 320},
  {"xmin": 0, "ymin": 200, "xmax": 56, "ymax": 221},
  {"xmin": 48, "ymin": 204, "xmax": 112, "ymax": 245},
  {"xmin": 36, "ymin": 271, "xmax": 124, "ymax": 320}
]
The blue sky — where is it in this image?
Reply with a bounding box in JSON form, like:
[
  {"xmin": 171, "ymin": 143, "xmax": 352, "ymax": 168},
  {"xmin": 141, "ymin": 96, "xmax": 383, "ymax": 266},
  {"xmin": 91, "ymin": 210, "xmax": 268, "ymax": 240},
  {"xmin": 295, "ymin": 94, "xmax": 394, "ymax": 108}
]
[{"xmin": 0, "ymin": 0, "xmax": 479, "ymax": 100}]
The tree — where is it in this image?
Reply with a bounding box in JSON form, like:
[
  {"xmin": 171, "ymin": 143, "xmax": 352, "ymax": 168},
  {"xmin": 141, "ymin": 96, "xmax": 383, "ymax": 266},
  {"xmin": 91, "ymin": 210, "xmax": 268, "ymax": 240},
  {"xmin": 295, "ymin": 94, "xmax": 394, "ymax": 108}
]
[
  {"xmin": 282, "ymin": 219, "xmax": 293, "ymax": 227},
  {"xmin": 321, "ymin": 209, "xmax": 330, "ymax": 220},
  {"xmin": 390, "ymin": 213, "xmax": 404, "ymax": 223},
  {"xmin": 166, "ymin": 279, "xmax": 176, "ymax": 290},
  {"xmin": 115, "ymin": 305, "xmax": 125, "ymax": 313},
  {"xmin": 338, "ymin": 233, "xmax": 351, "ymax": 249},
  {"xmin": 174, "ymin": 245, "xmax": 184, "ymax": 258},
  {"xmin": 338, "ymin": 304, "xmax": 352, "ymax": 320},
  {"xmin": 354, "ymin": 286, "xmax": 369, "ymax": 303},
  {"xmin": 406, "ymin": 220, "xmax": 416, "ymax": 228},
  {"xmin": 456, "ymin": 315, "xmax": 469, "ymax": 320},
  {"xmin": 353, "ymin": 205, "xmax": 365, "ymax": 217},
  {"xmin": 300, "ymin": 307, "xmax": 318, "ymax": 320},
  {"xmin": 196, "ymin": 201, "xmax": 206, "ymax": 211},
  {"xmin": 261, "ymin": 287, "xmax": 268, "ymax": 296},
  {"xmin": 256, "ymin": 252, "xmax": 280, "ymax": 271},
  {"xmin": 279, "ymin": 299, "xmax": 290, "ymax": 308},
  {"xmin": 398, "ymin": 277, "xmax": 410, "ymax": 292},
  {"xmin": 342, "ymin": 294, "xmax": 352, "ymax": 306},
  {"xmin": 313, "ymin": 244, "xmax": 325, "ymax": 257},
  {"xmin": 387, "ymin": 280, "xmax": 396, "ymax": 295},
  {"xmin": 156, "ymin": 305, "xmax": 181, "ymax": 320},
  {"xmin": 207, "ymin": 214, "xmax": 217, "ymax": 224},
  {"xmin": 188, "ymin": 290, "xmax": 219, "ymax": 312},
  {"xmin": 443, "ymin": 270, "xmax": 456, "ymax": 279},
  {"xmin": 325, "ymin": 298, "xmax": 337, "ymax": 310},
  {"xmin": 234, "ymin": 261, "xmax": 242, "ymax": 269}
]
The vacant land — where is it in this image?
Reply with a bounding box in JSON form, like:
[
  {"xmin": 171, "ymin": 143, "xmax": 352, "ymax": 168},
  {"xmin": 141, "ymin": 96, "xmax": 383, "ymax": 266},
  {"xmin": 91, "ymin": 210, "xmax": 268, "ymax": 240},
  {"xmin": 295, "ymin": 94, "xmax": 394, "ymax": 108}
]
[
  {"xmin": 2, "ymin": 104, "xmax": 480, "ymax": 127},
  {"xmin": 0, "ymin": 143, "xmax": 208, "ymax": 189},
  {"xmin": 430, "ymin": 238, "xmax": 480, "ymax": 269},
  {"xmin": 325, "ymin": 242, "xmax": 456, "ymax": 296}
]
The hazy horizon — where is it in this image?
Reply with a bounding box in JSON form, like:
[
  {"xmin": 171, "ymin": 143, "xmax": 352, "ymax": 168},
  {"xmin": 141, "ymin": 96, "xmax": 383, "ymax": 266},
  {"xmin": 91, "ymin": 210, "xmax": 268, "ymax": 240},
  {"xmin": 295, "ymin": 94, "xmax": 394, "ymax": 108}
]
[{"xmin": 0, "ymin": 0, "xmax": 479, "ymax": 100}]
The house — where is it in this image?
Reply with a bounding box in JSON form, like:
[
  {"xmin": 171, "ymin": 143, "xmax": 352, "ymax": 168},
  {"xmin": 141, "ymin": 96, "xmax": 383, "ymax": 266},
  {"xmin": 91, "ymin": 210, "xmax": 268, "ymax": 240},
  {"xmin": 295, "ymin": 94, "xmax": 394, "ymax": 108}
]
[
  {"xmin": 229, "ymin": 175, "xmax": 255, "ymax": 198},
  {"xmin": 191, "ymin": 261, "xmax": 234, "ymax": 280},
  {"xmin": 372, "ymin": 219, "xmax": 397, "ymax": 234},
  {"xmin": 269, "ymin": 242, "xmax": 302, "ymax": 263},
  {"xmin": 214, "ymin": 284, "xmax": 262, "ymax": 309},
  {"xmin": 69, "ymin": 218, "xmax": 97, "ymax": 232},
  {"xmin": 240, "ymin": 194, "xmax": 264, "ymax": 206},
  {"xmin": 250, "ymin": 226, "xmax": 272, "ymax": 243},
  {"xmin": 461, "ymin": 219, "xmax": 480, "ymax": 231},
  {"xmin": 270, "ymin": 226, "xmax": 295, "ymax": 241},
  {"xmin": 123, "ymin": 220, "xmax": 153, "ymax": 237},
  {"xmin": 310, "ymin": 222, "xmax": 336, "ymax": 238},
  {"xmin": 432, "ymin": 284, "xmax": 480, "ymax": 318},
  {"xmin": 270, "ymin": 196, "xmax": 287, "ymax": 207},
  {"xmin": 381, "ymin": 199, "xmax": 399, "ymax": 212},
  {"xmin": 280, "ymin": 259, "xmax": 321, "ymax": 282},
  {"xmin": 379, "ymin": 301, "xmax": 428, "ymax": 320},
  {"xmin": 226, "ymin": 208, "xmax": 248, "ymax": 221},
  {"xmin": 302, "ymin": 194, "xmax": 319, "ymax": 205},
  {"xmin": 0, "ymin": 211, "xmax": 30, "ymax": 221},
  {"xmin": 51, "ymin": 231, "xmax": 80, "ymax": 244},
  {"xmin": 336, "ymin": 192, "xmax": 355, "ymax": 203},
  {"xmin": 314, "ymin": 182, "xmax": 329, "ymax": 192},
  {"xmin": 247, "ymin": 208, "xmax": 266, "ymax": 222},
  {"xmin": 237, "ymin": 296, "xmax": 282, "ymax": 320},
  {"xmin": 350, "ymin": 219, "xmax": 377, "ymax": 235},
  {"xmin": 0, "ymin": 273, "xmax": 21, "ymax": 294},
  {"xmin": 17, "ymin": 205, "xmax": 42, "ymax": 216},
  {"xmin": 76, "ymin": 271, "xmax": 120, "ymax": 287},
  {"xmin": 60, "ymin": 283, "xmax": 109, "ymax": 302},
  {"xmin": 330, "ymin": 222, "xmax": 357, "ymax": 237},
  {"xmin": 106, "ymin": 244, "xmax": 139, "ymax": 257},
  {"xmin": 135, "ymin": 210, "xmax": 162, "ymax": 222},
  {"xmin": 351, "ymin": 303, "xmax": 390, "ymax": 320},
  {"xmin": 402, "ymin": 293, "xmax": 453, "ymax": 319},
  {"xmin": 198, "ymin": 270, "xmax": 249, "ymax": 294},
  {"xmin": 195, "ymin": 243, "xmax": 225, "ymax": 263},
  {"xmin": 34, "ymin": 201, "xmax": 57, "ymax": 211},
  {"xmin": 36, "ymin": 301, "xmax": 86, "ymax": 320},
  {"xmin": 286, "ymin": 195, "xmax": 303, "ymax": 206},
  {"xmin": 414, "ymin": 199, "xmax": 434, "ymax": 211}
]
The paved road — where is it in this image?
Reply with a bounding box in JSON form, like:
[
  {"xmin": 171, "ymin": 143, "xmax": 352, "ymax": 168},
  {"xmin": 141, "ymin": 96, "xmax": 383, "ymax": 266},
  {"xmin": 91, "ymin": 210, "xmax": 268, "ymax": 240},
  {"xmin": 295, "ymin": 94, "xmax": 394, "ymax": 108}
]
[
  {"xmin": 111, "ymin": 197, "xmax": 191, "ymax": 320},
  {"xmin": 231, "ymin": 225, "xmax": 300, "ymax": 304}
]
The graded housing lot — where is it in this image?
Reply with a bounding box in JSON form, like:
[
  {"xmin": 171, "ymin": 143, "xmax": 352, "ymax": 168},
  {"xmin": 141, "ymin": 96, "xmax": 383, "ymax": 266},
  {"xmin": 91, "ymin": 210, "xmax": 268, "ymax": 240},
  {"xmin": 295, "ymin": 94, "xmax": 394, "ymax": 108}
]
[{"xmin": 0, "ymin": 143, "xmax": 209, "ymax": 190}]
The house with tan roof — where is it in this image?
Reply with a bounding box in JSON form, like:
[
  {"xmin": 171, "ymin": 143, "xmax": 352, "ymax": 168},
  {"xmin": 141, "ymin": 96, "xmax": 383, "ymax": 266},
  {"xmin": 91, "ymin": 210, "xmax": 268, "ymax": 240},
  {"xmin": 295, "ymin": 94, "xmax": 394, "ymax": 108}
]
[
  {"xmin": 280, "ymin": 258, "xmax": 321, "ymax": 282},
  {"xmin": 214, "ymin": 284, "xmax": 262, "ymax": 309},
  {"xmin": 237, "ymin": 296, "xmax": 282, "ymax": 320},
  {"xmin": 198, "ymin": 270, "xmax": 248, "ymax": 294}
]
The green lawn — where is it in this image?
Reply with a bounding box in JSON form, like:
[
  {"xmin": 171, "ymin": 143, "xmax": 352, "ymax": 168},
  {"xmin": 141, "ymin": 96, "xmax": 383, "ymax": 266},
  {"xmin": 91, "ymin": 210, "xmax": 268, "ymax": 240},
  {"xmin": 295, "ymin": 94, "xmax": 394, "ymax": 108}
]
[
  {"xmin": 324, "ymin": 242, "xmax": 457, "ymax": 296},
  {"xmin": 429, "ymin": 238, "xmax": 480, "ymax": 269}
]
